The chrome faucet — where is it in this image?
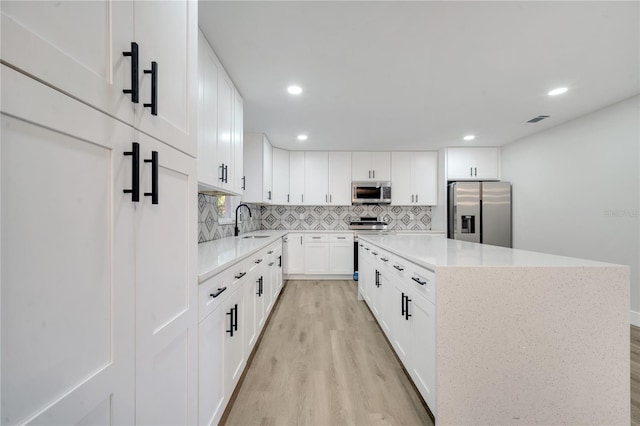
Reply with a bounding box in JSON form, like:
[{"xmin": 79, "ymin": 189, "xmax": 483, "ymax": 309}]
[{"xmin": 235, "ymin": 203, "xmax": 252, "ymax": 236}]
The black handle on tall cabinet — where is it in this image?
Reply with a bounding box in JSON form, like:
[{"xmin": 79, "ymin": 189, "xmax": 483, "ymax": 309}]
[
  {"xmin": 405, "ymin": 296, "xmax": 412, "ymax": 320},
  {"xmin": 242, "ymin": 176, "xmax": 246, "ymax": 190},
  {"xmin": 278, "ymin": 255, "xmax": 282, "ymax": 267},
  {"xmin": 257, "ymin": 277, "xmax": 263, "ymax": 296},
  {"xmin": 123, "ymin": 142, "xmax": 140, "ymax": 202},
  {"xmin": 226, "ymin": 308, "xmax": 234, "ymax": 336},
  {"xmin": 233, "ymin": 304, "xmax": 238, "ymax": 331},
  {"xmin": 144, "ymin": 61, "xmax": 158, "ymax": 115},
  {"xmin": 401, "ymin": 292, "xmax": 406, "ymax": 317},
  {"xmin": 223, "ymin": 165, "xmax": 229, "ymax": 183},
  {"xmin": 122, "ymin": 42, "xmax": 139, "ymax": 103},
  {"xmin": 144, "ymin": 151, "xmax": 159, "ymax": 204}
]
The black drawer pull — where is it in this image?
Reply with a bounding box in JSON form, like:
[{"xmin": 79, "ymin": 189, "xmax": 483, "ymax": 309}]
[
  {"xmin": 364, "ymin": 248, "xmax": 370, "ymax": 251},
  {"xmin": 412, "ymin": 277, "xmax": 427, "ymax": 286},
  {"xmin": 359, "ymin": 244, "xmax": 363, "ymax": 247},
  {"xmin": 210, "ymin": 287, "xmax": 227, "ymax": 298},
  {"xmin": 372, "ymin": 251, "xmax": 378, "ymax": 256},
  {"xmin": 255, "ymin": 259, "xmax": 263, "ymax": 264},
  {"xmin": 123, "ymin": 142, "xmax": 140, "ymax": 202},
  {"xmin": 312, "ymin": 237, "xmax": 321, "ymax": 239},
  {"xmin": 278, "ymin": 255, "xmax": 282, "ymax": 267},
  {"xmin": 380, "ymin": 257, "xmax": 389, "ymax": 262},
  {"xmin": 394, "ymin": 265, "xmax": 404, "ymax": 271},
  {"xmin": 122, "ymin": 42, "xmax": 139, "ymax": 103},
  {"xmin": 234, "ymin": 272, "xmax": 246, "ymax": 279},
  {"xmin": 144, "ymin": 150, "xmax": 158, "ymax": 204},
  {"xmin": 268, "ymin": 250, "xmax": 274, "ymax": 254},
  {"xmin": 143, "ymin": 61, "xmax": 158, "ymax": 115}
]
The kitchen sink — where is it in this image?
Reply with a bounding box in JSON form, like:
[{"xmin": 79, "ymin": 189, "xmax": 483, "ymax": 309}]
[{"xmin": 242, "ymin": 235, "xmax": 271, "ymax": 239}]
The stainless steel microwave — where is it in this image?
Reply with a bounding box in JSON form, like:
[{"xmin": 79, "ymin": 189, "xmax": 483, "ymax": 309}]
[{"xmin": 352, "ymin": 181, "xmax": 392, "ymax": 204}]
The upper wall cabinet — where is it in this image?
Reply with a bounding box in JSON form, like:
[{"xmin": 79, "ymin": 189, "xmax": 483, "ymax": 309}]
[
  {"xmin": 197, "ymin": 30, "xmax": 243, "ymax": 195},
  {"xmin": 1, "ymin": 0, "xmax": 198, "ymax": 156},
  {"xmin": 304, "ymin": 152, "xmax": 329, "ymax": 205},
  {"xmin": 391, "ymin": 152, "xmax": 438, "ymax": 206},
  {"xmin": 328, "ymin": 152, "xmax": 352, "ymax": 205},
  {"xmin": 243, "ymin": 133, "xmax": 273, "ymax": 204},
  {"xmin": 447, "ymin": 147, "xmax": 499, "ymax": 180},
  {"xmin": 272, "ymin": 148, "xmax": 290, "ymax": 204},
  {"xmin": 352, "ymin": 152, "xmax": 391, "ymax": 181},
  {"xmin": 289, "ymin": 151, "xmax": 305, "ymax": 204}
]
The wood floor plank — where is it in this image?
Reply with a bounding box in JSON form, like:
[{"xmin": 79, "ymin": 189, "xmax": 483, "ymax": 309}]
[{"xmin": 632, "ymin": 325, "xmax": 640, "ymax": 426}]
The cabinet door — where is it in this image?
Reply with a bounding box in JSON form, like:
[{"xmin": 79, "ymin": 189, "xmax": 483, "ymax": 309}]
[
  {"xmin": 255, "ymin": 274, "xmax": 266, "ymax": 330},
  {"xmin": 304, "ymin": 244, "xmax": 330, "ymax": 274},
  {"xmin": 289, "ymin": 151, "xmax": 305, "ymax": 204},
  {"xmin": 244, "ymin": 273, "xmax": 258, "ymax": 353},
  {"xmin": 285, "ymin": 234, "xmax": 305, "ymax": 274},
  {"xmin": 390, "ymin": 284, "xmax": 412, "ymax": 365},
  {"xmin": 197, "ymin": 32, "xmax": 221, "ymax": 189},
  {"xmin": 198, "ymin": 307, "xmax": 226, "ymax": 426},
  {"xmin": 134, "ymin": 132, "xmax": 198, "ymax": 426},
  {"xmin": 410, "ymin": 299, "xmax": 437, "ymax": 413},
  {"xmin": 242, "ymin": 134, "xmax": 264, "ymax": 203},
  {"xmin": 265, "ymin": 261, "xmax": 276, "ymax": 313},
  {"xmin": 233, "ymin": 90, "xmax": 244, "ymax": 194},
  {"xmin": 217, "ymin": 70, "xmax": 234, "ymax": 190},
  {"xmin": 328, "ymin": 152, "xmax": 352, "ymax": 205},
  {"xmin": 413, "ymin": 151, "xmax": 438, "ymax": 206},
  {"xmin": 447, "ymin": 147, "xmax": 499, "ymax": 180},
  {"xmin": 329, "ymin": 243, "xmax": 354, "ymax": 274},
  {"xmin": 352, "ymin": 152, "xmax": 371, "ymax": 180},
  {"xmin": 473, "ymin": 147, "xmax": 500, "ymax": 180},
  {"xmin": 447, "ymin": 147, "xmax": 474, "ymax": 179},
  {"xmin": 272, "ymin": 148, "xmax": 290, "ymax": 204},
  {"xmin": 377, "ymin": 268, "xmax": 393, "ymax": 334},
  {"xmin": 223, "ymin": 288, "xmax": 246, "ymax": 396},
  {"xmin": 263, "ymin": 136, "xmax": 273, "ymax": 203},
  {"xmin": 304, "ymin": 151, "xmax": 329, "ymax": 205},
  {"xmin": 1, "ymin": 66, "xmax": 134, "ymax": 425},
  {"xmin": 391, "ymin": 152, "xmax": 413, "ymax": 205},
  {"xmin": 371, "ymin": 152, "xmax": 391, "ymax": 180},
  {"xmin": 1, "ymin": 1, "xmax": 134, "ymax": 125},
  {"xmin": 133, "ymin": 0, "xmax": 197, "ymax": 156}
]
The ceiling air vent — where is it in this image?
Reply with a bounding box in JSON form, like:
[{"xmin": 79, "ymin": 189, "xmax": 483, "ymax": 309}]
[{"xmin": 526, "ymin": 115, "xmax": 550, "ymax": 123}]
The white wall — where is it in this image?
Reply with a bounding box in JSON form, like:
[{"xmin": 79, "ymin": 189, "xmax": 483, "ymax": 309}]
[{"xmin": 501, "ymin": 96, "xmax": 640, "ymax": 325}]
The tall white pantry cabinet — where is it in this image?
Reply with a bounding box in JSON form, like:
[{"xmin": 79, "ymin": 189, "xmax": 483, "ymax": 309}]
[{"xmin": 1, "ymin": 1, "xmax": 199, "ymax": 425}]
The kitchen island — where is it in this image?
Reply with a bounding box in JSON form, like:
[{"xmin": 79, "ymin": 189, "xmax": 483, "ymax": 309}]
[{"xmin": 358, "ymin": 233, "xmax": 629, "ymax": 425}]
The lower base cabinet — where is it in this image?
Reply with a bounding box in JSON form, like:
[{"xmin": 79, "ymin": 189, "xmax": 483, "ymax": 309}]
[
  {"xmin": 410, "ymin": 297, "xmax": 437, "ymax": 410},
  {"xmin": 199, "ymin": 304, "xmax": 227, "ymax": 426}
]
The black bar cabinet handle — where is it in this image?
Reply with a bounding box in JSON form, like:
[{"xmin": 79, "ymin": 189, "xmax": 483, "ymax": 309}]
[
  {"xmin": 226, "ymin": 308, "xmax": 234, "ymax": 336},
  {"xmin": 144, "ymin": 150, "xmax": 158, "ymax": 204},
  {"xmin": 394, "ymin": 265, "xmax": 404, "ymax": 271},
  {"xmin": 210, "ymin": 287, "xmax": 227, "ymax": 298},
  {"xmin": 412, "ymin": 276, "xmax": 427, "ymax": 286},
  {"xmin": 255, "ymin": 259, "xmax": 263, "ymax": 264},
  {"xmin": 372, "ymin": 251, "xmax": 378, "ymax": 256},
  {"xmin": 122, "ymin": 42, "xmax": 139, "ymax": 103},
  {"xmin": 234, "ymin": 272, "xmax": 246, "ymax": 279},
  {"xmin": 278, "ymin": 255, "xmax": 282, "ymax": 267},
  {"xmin": 144, "ymin": 61, "xmax": 158, "ymax": 115},
  {"xmin": 268, "ymin": 250, "xmax": 274, "ymax": 254},
  {"xmin": 256, "ymin": 277, "xmax": 262, "ymax": 296},
  {"xmin": 224, "ymin": 165, "xmax": 229, "ymax": 183},
  {"xmin": 268, "ymin": 262, "xmax": 274, "ymax": 266},
  {"xmin": 233, "ymin": 304, "xmax": 238, "ymax": 331},
  {"xmin": 380, "ymin": 257, "xmax": 388, "ymax": 262},
  {"xmin": 260, "ymin": 277, "xmax": 263, "ymax": 296},
  {"xmin": 405, "ymin": 297, "xmax": 412, "ymax": 320},
  {"xmin": 219, "ymin": 164, "xmax": 225, "ymax": 181},
  {"xmin": 401, "ymin": 293, "xmax": 406, "ymax": 317},
  {"xmin": 123, "ymin": 142, "xmax": 140, "ymax": 202},
  {"xmin": 242, "ymin": 176, "xmax": 246, "ymax": 190}
]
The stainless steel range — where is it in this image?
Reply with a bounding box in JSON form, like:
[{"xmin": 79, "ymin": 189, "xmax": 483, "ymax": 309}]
[{"xmin": 349, "ymin": 216, "xmax": 389, "ymax": 280}]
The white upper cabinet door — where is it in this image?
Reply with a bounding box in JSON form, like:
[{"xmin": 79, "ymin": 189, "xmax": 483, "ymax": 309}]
[
  {"xmin": 371, "ymin": 152, "xmax": 391, "ymax": 180},
  {"xmin": 133, "ymin": 0, "xmax": 197, "ymax": 156},
  {"xmin": 262, "ymin": 136, "xmax": 273, "ymax": 203},
  {"xmin": 391, "ymin": 152, "xmax": 413, "ymax": 205},
  {"xmin": 413, "ymin": 151, "xmax": 438, "ymax": 206},
  {"xmin": 304, "ymin": 151, "xmax": 329, "ymax": 205},
  {"xmin": 328, "ymin": 152, "xmax": 352, "ymax": 205},
  {"xmin": 352, "ymin": 151, "xmax": 372, "ymax": 181},
  {"xmin": 447, "ymin": 147, "xmax": 499, "ymax": 180},
  {"xmin": 216, "ymin": 70, "xmax": 234, "ymax": 191},
  {"xmin": 289, "ymin": 152, "xmax": 305, "ymax": 205},
  {"xmin": 197, "ymin": 31, "xmax": 221, "ymax": 189},
  {"xmin": 1, "ymin": 1, "xmax": 134, "ymax": 125},
  {"xmin": 233, "ymin": 90, "xmax": 244, "ymax": 194},
  {"xmin": 272, "ymin": 148, "xmax": 290, "ymax": 204},
  {"xmin": 134, "ymin": 132, "xmax": 198, "ymax": 426},
  {"xmin": 1, "ymin": 66, "xmax": 135, "ymax": 426}
]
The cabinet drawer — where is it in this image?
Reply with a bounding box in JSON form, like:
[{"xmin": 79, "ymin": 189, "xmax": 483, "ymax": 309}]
[
  {"xmin": 375, "ymin": 248, "xmax": 392, "ymax": 269},
  {"xmin": 407, "ymin": 265, "xmax": 436, "ymax": 304},
  {"xmin": 304, "ymin": 233, "xmax": 329, "ymax": 243},
  {"xmin": 199, "ymin": 270, "xmax": 232, "ymax": 322},
  {"xmin": 329, "ymin": 233, "xmax": 353, "ymax": 243}
]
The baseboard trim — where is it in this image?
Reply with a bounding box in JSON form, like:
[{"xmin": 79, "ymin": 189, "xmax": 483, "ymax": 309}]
[
  {"xmin": 285, "ymin": 274, "xmax": 353, "ymax": 281},
  {"xmin": 631, "ymin": 310, "xmax": 640, "ymax": 327}
]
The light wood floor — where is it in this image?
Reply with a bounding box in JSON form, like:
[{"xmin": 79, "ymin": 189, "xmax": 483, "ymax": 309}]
[
  {"xmin": 223, "ymin": 280, "xmax": 433, "ymax": 425},
  {"xmin": 224, "ymin": 280, "xmax": 640, "ymax": 426}
]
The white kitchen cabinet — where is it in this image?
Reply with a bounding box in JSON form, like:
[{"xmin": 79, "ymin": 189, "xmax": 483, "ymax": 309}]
[
  {"xmin": 352, "ymin": 152, "xmax": 391, "ymax": 181},
  {"xmin": 233, "ymin": 89, "xmax": 244, "ymax": 194},
  {"xmin": 410, "ymin": 297, "xmax": 437, "ymax": 413},
  {"xmin": 328, "ymin": 151, "xmax": 352, "ymax": 205},
  {"xmin": 447, "ymin": 147, "xmax": 499, "ymax": 180},
  {"xmin": 284, "ymin": 233, "xmax": 305, "ymax": 274},
  {"xmin": 390, "ymin": 284, "xmax": 412, "ymax": 366},
  {"xmin": 304, "ymin": 151, "xmax": 329, "ymax": 205},
  {"xmin": 391, "ymin": 151, "xmax": 438, "ymax": 205},
  {"xmin": 1, "ymin": 67, "xmax": 135, "ymax": 426},
  {"xmin": 272, "ymin": 148, "xmax": 291, "ymax": 204},
  {"xmin": 304, "ymin": 240, "xmax": 331, "ymax": 274},
  {"xmin": 243, "ymin": 133, "xmax": 273, "ymax": 204},
  {"xmin": 198, "ymin": 303, "xmax": 227, "ymax": 426},
  {"xmin": 289, "ymin": 151, "xmax": 306, "ymax": 204},
  {"xmin": 223, "ymin": 286, "xmax": 246, "ymax": 398},
  {"xmin": 244, "ymin": 271, "xmax": 259, "ymax": 353},
  {"xmin": 216, "ymin": 66, "xmax": 234, "ymax": 191},
  {"xmin": 329, "ymin": 234, "xmax": 354, "ymax": 274}
]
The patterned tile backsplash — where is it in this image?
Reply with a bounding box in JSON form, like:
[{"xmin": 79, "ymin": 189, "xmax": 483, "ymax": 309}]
[
  {"xmin": 260, "ymin": 204, "xmax": 431, "ymax": 231},
  {"xmin": 198, "ymin": 194, "xmax": 262, "ymax": 243},
  {"xmin": 198, "ymin": 194, "xmax": 432, "ymax": 243}
]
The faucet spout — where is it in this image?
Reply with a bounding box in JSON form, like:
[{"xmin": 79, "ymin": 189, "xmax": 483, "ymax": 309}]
[{"xmin": 235, "ymin": 203, "xmax": 252, "ymax": 237}]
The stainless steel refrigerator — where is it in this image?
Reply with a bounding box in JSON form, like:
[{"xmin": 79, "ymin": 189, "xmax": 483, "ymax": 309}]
[{"xmin": 447, "ymin": 181, "xmax": 512, "ymax": 248}]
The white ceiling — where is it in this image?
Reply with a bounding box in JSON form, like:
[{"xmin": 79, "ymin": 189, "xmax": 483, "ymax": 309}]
[{"xmin": 199, "ymin": 1, "xmax": 639, "ymax": 151}]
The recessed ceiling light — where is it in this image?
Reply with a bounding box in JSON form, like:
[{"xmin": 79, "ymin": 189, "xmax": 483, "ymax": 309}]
[
  {"xmin": 463, "ymin": 135, "xmax": 475, "ymax": 141},
  {"xmin": 287, "ymin": 85, "xmax": 303, "ymax": 95},
  {"xmin": 297, "ymin": 134, "xmax": 308, "ymax": 141},
  {"xmin": 548, "ymin": 87, "xmax": 568, "ymax": 96}
]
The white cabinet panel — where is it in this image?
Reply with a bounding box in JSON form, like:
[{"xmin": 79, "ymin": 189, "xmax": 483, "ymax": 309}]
[
  {"xmin": 289, "ymin": 151, "xmax": 305, "ymax": 204},
  {"xmin": 392, "ymin": 151, "xmax": 438, "ymax": 206},
  {"xmin": 411, "ymin": 298, "xmax": 437, "ymax": 413},
  {"xmin": 329, "ymin": 243, "xmax": 354, "ymax": 274},
  {"xmin": 272, "ymin": 148, "xmax": 290, "ymax": 204},
  {"xmin": 304, "ymin": 151, "xmax": 329, "ymax": 205},
  {"xmin": 223, "ymin": 287, "xmax": 246, "ymax": 397},
  {"xmin": 352, "ymin": 152, "xmax": 372, "ymax": 181},
  {"xmin": 390, "ymin": 284, "xmax": 412, "ymax": 365},
  {"xmin": 447, "ymin": 147, "xmax": 499, "ymax": 180},
  {"xmin": 1, "ymin": 66, "xmax": 134, "ymax": 425},
  {"xmin": 304, "ymin": 244, "xmax": 330, "ymax": 274},
  {"xmin": 285, "ymin": 233, "xmax": 305, "ymax": 274},
  {"xmin": 217, "ymin": 70, "xmax": 234, "ymax": 190},
  {"xmin": 391, "ymin": 152, "xmax": 413, "ymax": 205},
  {"xmin": 263, "ymin": 137, "xmax": 273, "ymax": 202},
  {"xmin": 233, "ymin": 90, "xmax": 244, "ymax": 194},
  {"xmin": 198, "ymin": 306, "xmax": 226, "ymax": 426},
  {"xmin": 328, "ymin": 151, "xmax": 352, "ymax": 205},
  {"xmin": 243, "ymin": 133, "xmax": 272, "ymax": 203},
  {"xmin": 197, "ymin": 32, "xmax": 221, "ymax": 188},
  {"xmin": 371, "ymin": 152, "xmax": 391, "ymax": 181}
]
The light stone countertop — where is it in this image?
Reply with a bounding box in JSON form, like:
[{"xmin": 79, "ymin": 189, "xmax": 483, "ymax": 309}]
[{"xmin": 359, "ymin": 233, "xmax": 620, "ymax": 270}]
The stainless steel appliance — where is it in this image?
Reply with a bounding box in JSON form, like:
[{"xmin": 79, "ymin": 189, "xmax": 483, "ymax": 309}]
[
  {"xmin": 447, "ymin": 181, "xmax": 512, "ymax": 248},
  {"xmin": 350, "ymin": 216, "xmax": 389, "ymax": 280},
  {"xmin": 352, "ymin": 181, "xmax": 391, "ymax": 205}
]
